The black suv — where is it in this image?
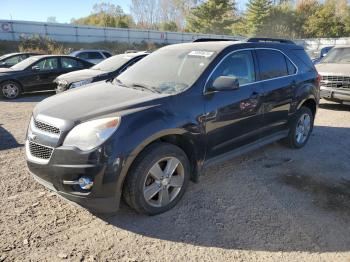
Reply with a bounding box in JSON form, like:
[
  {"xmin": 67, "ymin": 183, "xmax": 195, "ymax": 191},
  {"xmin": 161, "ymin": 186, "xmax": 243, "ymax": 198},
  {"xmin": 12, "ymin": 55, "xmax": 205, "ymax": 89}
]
[{"xmin": 26, "ymin": 39, "xmax": 319, "ymax": 215}]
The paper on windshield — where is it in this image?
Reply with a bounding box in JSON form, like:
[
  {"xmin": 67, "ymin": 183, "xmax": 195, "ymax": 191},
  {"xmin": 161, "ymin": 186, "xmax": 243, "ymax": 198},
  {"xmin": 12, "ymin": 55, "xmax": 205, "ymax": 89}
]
[{"xmin": 188, "ymin": 51, "xmax": 215, "ymax": 58}]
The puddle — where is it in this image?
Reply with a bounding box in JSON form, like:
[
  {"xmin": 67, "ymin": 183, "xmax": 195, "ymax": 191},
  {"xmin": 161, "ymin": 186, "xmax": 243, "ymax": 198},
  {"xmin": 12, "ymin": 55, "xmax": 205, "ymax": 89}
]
[{"xmin": 281, "ymin": 174, "xmax": 350, "ymax": 212}]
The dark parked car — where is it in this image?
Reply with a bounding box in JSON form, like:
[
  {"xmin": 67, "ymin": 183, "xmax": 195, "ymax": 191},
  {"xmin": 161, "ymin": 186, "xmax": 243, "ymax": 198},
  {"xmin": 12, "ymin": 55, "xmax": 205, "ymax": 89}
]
[
  {"xmin": 0, "ymin": 55, "xmax": 93, "ymax": 99},
  {"xmin": 0, "ymin": 52, "xmax": 41, "ymax": 68},
  {"xmin": 55, "ymin": 52, "xmax": 148, "ymax": 93},
  {"xmin": 26, "ymin": 39, "xmax": 319, "ymax": 215}
]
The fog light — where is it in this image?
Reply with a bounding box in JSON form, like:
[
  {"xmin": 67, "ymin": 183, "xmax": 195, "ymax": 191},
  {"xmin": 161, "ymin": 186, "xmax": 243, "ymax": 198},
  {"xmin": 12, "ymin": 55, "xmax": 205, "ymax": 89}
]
[{"xmin": 78, "ymin": 177, "xmax": 93, "ymax": 190}]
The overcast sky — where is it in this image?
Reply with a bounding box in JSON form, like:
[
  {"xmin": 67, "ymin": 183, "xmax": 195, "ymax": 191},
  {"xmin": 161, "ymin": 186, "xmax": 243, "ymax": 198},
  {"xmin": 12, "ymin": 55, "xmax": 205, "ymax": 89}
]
[{"xmin": 0, "ymin": 0, "xmax": 249, "ymax": 23}]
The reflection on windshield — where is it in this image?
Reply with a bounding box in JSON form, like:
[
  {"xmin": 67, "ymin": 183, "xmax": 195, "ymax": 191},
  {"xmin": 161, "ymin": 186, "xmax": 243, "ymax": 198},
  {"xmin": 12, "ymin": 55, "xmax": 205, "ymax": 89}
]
[
  {"xmin": 116, "ymin": 46, "xmax": 217, "ymax": 94},
  {"xmin": 321, "ymin": 48, "xmax": 350, "ymax": 64},
  {"xmin": 92, "ymin": 54, "xmax": 134, "ymax": 71},
  {"xmin": 11, "ymin": 57, "xmax": 38, "ymax": 70}
]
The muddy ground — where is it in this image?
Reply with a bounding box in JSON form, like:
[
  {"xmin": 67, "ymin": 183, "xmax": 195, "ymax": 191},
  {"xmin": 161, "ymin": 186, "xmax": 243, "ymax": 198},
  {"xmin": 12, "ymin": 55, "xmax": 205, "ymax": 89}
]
[{"xmin": 1, "ymin": 94, "xmax": 350, "ymax": 262}]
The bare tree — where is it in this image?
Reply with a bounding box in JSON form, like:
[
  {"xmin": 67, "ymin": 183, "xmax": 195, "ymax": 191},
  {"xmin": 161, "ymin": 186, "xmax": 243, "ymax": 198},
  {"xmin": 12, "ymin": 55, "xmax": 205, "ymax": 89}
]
[{"xmin": 130, "ymin": 0, "xmax": 199, "ymax": 30}]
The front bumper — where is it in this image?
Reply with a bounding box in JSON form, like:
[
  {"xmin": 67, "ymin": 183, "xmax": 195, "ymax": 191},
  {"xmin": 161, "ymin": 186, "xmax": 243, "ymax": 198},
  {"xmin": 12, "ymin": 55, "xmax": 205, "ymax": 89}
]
[
  {"xmin": 26, "ymin": 140, "xmax": 123, "ymax": 213},
  {"xmin": 320, "ymin": 86, "xmax": 350, "ymax": 103},
  {"xmin": 30, "ymin": 170, "xmax": 118, "ymax": 213}
]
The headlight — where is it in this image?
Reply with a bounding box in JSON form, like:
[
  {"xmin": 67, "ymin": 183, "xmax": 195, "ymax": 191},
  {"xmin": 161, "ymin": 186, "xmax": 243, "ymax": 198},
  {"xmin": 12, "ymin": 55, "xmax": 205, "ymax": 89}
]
[
  {"xmin": 63, "ymin": 117, "xmax": 121, "ymax": 151},
  {"xmin": 70, "ymin": 78, "xmax": 93, "ymax": 89},
  {"xmin": 57, "ymin": 79, "xmax": 68, "ymax": 87}
]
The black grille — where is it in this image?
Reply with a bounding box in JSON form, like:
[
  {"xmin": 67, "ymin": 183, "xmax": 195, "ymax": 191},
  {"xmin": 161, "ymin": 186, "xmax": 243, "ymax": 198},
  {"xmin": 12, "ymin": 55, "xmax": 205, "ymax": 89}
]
[
  {"xmin": 34, "ymin": 119, "xmax": 60, "ymax": 134},
  {"xmin": 29, "ymin": 142, "xmax": 53, "ymax": 160},
  {"xmin": 321, "ymin": 75, "xmax": 350, "ymax": 89}
]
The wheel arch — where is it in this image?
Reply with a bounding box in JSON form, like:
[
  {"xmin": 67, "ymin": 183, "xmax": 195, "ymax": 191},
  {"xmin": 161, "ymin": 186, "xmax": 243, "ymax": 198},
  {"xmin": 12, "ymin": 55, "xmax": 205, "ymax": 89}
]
[
  {"xmin": 297, "ymin": 96, "xmax": 317, "ymax": 118},
  {"xmin": 116, "ymin": 130, "xmax": 202, "ymax": 199}
]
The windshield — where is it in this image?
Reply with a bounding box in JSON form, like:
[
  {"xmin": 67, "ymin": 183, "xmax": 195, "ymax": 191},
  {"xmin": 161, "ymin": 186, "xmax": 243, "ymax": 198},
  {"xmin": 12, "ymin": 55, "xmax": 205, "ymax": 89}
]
[
  {"xmin": 115, "ymin": 45, "xmax": 217, "ymax": 94},
  {"xmin": 321, "ymin": 48, "xmax": 350, "ymax": 64},
  {"xmin": 91, "ymin": 54, "xmax": 135, "ymax": 71},
  {"xmin": 0, "ymin": 54, "xmax": 14, "ymax": 61},
  {"xmin": 11, "ymin": 56, "xmax": 39, "ymax": 70}
]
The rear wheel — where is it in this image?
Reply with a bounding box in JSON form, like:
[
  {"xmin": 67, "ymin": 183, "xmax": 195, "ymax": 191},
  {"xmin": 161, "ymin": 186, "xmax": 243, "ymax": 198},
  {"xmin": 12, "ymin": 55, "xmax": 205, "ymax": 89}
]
[
  {"xmin": 1, "ymin": 81, "xmax": 21, "ymax": 99},
  {"xmin": 123, "ymin": 143, "xmax": 190, "ymax": 215},
  {"xmin": 285, "ymin": 106, "xmax": 314, "ymax": 149}
]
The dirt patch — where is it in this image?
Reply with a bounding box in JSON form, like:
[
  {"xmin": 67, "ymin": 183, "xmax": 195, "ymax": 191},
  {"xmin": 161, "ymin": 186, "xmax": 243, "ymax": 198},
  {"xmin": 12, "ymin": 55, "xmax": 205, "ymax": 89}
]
[{"xmin": 1, "ymin": 97, "xmax": 350, "ymax": 261}]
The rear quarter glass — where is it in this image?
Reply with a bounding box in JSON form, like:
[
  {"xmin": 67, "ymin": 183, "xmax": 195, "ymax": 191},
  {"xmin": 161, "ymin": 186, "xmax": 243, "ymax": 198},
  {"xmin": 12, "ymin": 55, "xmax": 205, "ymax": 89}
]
[{"xmin": 291, "ymin": 49, "xmax": 316, "ymax": 73}]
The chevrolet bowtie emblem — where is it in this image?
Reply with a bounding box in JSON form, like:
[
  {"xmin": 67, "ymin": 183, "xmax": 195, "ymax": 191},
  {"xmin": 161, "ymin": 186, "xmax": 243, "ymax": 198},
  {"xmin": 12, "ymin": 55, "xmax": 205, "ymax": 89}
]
[{"xmin": 28, "ymin": 133, "xmax": 37, "ymax": 142}]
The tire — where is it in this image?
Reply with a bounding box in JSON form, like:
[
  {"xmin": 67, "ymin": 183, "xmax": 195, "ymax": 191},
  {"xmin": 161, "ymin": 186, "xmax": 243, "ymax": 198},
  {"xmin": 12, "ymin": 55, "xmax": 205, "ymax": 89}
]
[
  {"xmin": 123, "ymin": 142, "xmax": 190, "ymax": 215},
  {"xmin": 284, "ymin": 106, "xmax": 314, "ymax": 149},
  {"xmin": 0, "ymin": 81, "xmax": 21, "ymax": 99}
]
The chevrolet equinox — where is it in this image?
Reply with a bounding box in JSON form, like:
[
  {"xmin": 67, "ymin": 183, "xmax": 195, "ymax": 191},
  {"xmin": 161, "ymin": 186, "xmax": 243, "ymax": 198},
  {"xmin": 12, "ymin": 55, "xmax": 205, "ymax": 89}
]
[{"xmin": 26, "ymin": 39, "xmax": 320, "ymax": 215}]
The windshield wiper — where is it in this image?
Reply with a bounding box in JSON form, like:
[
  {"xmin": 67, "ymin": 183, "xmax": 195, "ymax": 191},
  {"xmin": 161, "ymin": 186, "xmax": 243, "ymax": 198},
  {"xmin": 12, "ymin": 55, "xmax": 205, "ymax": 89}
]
[
  {"xmin": 131, "ymin": 83, "xmax": 161, "ymax": 94},
  {"xmin": 113, "ymin": 78, "xmax": 128, "ymax": 87}
]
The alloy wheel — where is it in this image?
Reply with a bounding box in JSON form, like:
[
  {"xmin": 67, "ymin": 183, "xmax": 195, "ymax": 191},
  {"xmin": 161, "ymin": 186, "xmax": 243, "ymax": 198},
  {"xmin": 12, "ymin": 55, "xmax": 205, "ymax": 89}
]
[
  {"xmin": 143, "ymin": 156, "xmax": 185, "ymax": 208},
  {"xmin": 295, "ymin": 113, "xmax": 311, "ymax": 144},
  {"xmin": 2, "ymin": 83, "xmax": 19, "ymax": 99}
]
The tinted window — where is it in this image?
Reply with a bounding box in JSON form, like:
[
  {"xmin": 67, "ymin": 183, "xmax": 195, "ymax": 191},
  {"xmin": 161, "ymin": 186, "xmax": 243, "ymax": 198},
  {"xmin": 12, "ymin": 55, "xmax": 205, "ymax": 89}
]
[
  {"xmin": 77, "ymin": 52, "xmax": 103, "ymax": 60},
  {"xmin": 257, "ymin": 50, "xmax": 288, "ymax": 80},
  {"xmin": 208, "ymin": 50, "xmax": 256, "ymax": 86},
  {"xmin": 103, "ymin": 52, "xmax": 112, "ymax": 58},
  {"xmin": 76, "ymin": 52, "xmax": 88, "ymax": 59},
  {"xmin": 292, "ymin": 49, "xmax": 314, "ymax": 72},
  {"xmin": 286, "ymin": 58, "xmax": 297, "ymax": 75},
  {"xmin": 34, "ymin": 58, "xmax": 58, "ymax": 71},
  {"xmin": 61, "ymin": 57, "xmax": 83, "ymax": 68}
]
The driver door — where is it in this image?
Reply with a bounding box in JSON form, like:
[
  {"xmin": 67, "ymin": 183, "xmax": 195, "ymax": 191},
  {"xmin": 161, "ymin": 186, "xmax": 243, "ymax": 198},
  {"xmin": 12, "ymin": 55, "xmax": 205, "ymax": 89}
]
[
  {"xmin": 22, "ymin": 58, "xmax": 59, "ymax": 91},
  {"xmin": 204, "ymin": 50, "xmax": 265, "ymax": 159}
]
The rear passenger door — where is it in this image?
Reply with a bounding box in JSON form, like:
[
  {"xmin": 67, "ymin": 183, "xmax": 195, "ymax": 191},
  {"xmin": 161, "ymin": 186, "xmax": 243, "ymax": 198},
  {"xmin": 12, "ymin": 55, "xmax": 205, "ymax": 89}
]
[{"xmin": 256, "ymin": 49, "xmax": 297, "ymax": 134}]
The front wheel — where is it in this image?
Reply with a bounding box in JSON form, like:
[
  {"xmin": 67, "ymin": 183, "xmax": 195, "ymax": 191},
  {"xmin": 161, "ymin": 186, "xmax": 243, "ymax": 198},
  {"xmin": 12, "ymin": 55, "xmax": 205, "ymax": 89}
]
[
  {"xmin": 285, "ymin": 106, "xmax": 314, "ymax": 149},
  {"xmin": 123, "ymin": 143, "xmax": 190, "ymax": 215},
  {"xmin": 1, "ymin": 81, "xmax": 21, "ymax": 99}
]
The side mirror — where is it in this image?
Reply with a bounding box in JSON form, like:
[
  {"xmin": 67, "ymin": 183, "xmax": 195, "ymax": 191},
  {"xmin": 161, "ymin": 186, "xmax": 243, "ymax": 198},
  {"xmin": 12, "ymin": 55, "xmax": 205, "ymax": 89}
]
[
  {"xmin": 209, "ymin": 76, "xmax": 240, "ymax": 92},
  {"xmin": 31, "ymin": 65, "xmax": 40, "ymax": 71}
]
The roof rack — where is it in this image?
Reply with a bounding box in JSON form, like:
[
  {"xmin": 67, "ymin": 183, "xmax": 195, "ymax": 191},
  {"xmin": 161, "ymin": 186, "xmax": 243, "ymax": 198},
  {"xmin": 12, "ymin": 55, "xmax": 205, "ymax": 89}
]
[
  {"xmin": 246, "ymin": 38, "xmax": 295, "ymax": 44},
  {"xmin": 193, "ymin": 38, "xmax": 239, "ymax": 42}
]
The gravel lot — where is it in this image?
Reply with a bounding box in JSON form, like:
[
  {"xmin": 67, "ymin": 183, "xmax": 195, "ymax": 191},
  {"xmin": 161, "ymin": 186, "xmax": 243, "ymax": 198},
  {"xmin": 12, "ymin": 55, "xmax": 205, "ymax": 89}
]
[{"xmin": 1, "ymin": 94, "xmax": 350, "ymax": 262}]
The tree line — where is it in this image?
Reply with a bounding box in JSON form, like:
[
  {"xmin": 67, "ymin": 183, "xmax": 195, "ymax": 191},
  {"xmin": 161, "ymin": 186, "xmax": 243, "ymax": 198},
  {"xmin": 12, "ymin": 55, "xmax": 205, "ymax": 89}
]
[{"xmin": 67, "ymin": 0, "xmax": 350, "ymax": 39}]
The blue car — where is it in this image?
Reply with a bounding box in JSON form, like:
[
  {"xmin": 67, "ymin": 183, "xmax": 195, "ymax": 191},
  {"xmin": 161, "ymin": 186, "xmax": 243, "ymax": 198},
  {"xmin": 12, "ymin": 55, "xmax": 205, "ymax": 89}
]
[{"xmin": 313, "ymin": 46, "xmax": 334, "ymax": 64}]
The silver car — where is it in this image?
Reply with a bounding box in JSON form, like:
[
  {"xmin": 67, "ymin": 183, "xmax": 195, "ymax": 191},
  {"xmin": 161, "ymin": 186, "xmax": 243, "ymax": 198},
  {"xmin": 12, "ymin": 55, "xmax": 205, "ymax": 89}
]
[
  {"xmin": 316, "ymin": 46, "xmax": 350, "ymax": 105},
  {"xmin": 69, "ymin": 50, "xmax": 112, "ymax": 64}
]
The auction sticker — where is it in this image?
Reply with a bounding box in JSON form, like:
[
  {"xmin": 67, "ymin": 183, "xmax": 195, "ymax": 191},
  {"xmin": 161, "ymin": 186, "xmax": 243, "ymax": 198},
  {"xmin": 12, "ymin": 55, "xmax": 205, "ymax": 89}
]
[{"xmin": 188, "ymin": 51, "xmax": 215, "ymax": 58}]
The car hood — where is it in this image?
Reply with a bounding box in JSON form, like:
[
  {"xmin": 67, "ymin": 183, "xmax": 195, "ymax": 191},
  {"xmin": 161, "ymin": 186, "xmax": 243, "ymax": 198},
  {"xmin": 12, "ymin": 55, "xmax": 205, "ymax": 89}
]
[
  {"xmin": 33, "ymin": 81, "xmax": 167, "ymax": 123},
  {"xmin": 316, "ymin": 63, "xmax": 350, "ymax": 76},
  {"xmin": 56, "ymin": 69, "xmax": 107, "ymax": 83}
]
